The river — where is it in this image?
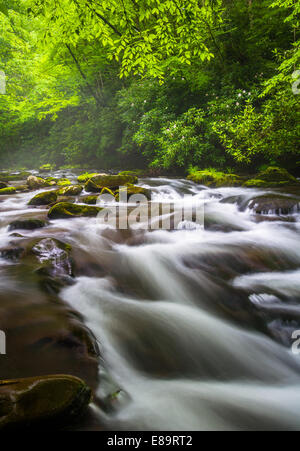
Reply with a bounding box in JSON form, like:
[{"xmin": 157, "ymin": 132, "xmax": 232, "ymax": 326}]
[{"xmin": 1, "ymin": 170, "xmax": 300, "ymax": 430}]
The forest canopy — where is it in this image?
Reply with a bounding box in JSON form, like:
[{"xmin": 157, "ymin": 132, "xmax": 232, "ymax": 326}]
[{"xmin": 0, "ymin": 0, "xmax": 299, "ymax": 172}]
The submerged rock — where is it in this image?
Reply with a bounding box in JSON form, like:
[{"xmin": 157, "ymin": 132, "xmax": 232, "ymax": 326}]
[
  {"xmin": 48, "ymin": 202, "xmax": 102, "ymax": 219},
  {"xmin": 8, "ymin": 219, "xmax": 47, "ymax": 231},
  {"xmin": 0, "ymin": 375, "xmax": 91, "ymax": 430},
  {"xmin": 0, "ymin": 187, "xmax": 17, "ymax": 195},
  {"xmin": 248, "ymin": 194, "xmax": 300, "ymax": 215},
  {"xmin": 85, "ymin": 174, "xmax": 138, "ymax": 192},
  {"xmin": 28, "ymin": 191, "xmax": 58, "ymax": 206},
  {"xmin": 58, "ymin": 185, "xmax": 83, "ymax": 196},
  {"xmin": 27, "ymin": 176, "xmax": 51, "ymax": 190}
]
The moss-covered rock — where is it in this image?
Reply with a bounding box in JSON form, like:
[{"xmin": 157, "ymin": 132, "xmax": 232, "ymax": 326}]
[
  {"xmin": 0, "ymin": 182, "xmax": 8, "ymax": 189},
  {"xmin": 80, "ymin": 195, "xmax": 99, "ymax": 205},
  {"xmin": 187, "ymin": 170, "xmax": 242, "ymax": 187},
  {"xmin": 248, "ymin": 194, "xmax": 300, "ymax": 215},
  {"xmin": 58, "ymin": 185, "xmax": 83, "ymax": 196},
  {"xmin": 0, "ymin": 171, "xmax": 31, "ymax": 182},
  {"xmin": 118, "ymin": 170, "xmax": 144, "ymax": 177},
  {"xmin": 16, "ymin": 185, "xmax": 30, "ymax": 192},
  {"xmin": 48, "ymin": 202, "xmax": 102, "ymax": 219},
  {"xmin": 116, "ymin": 184, "xmax": 152, "ymax": 201},
  {"xmin": 77, "ymin": 173, "xmax": 103, "ymax": 183},
  {"xmin": 0, "ymin": 375, "xmax": 91, "ymax": 430},
  {"xmin": 57, "ymin": 178, "xmax": 71, "ymax": 186},
  {"xmin": 8, "ymin": 219, "xmax": 47, "ymax": 231},
  {"xmin": 27, "ymin": 176, "xmax": 51, "ymax": 190},
  {"xmin": 245, "ymin": 167, "xmax": 299, "ymax": 188},
  {"xmin": 0, "ymin": 187, "xmax": 17, "ymax": 195},
  {"xmin": 28, "ymin": 191, "xmax": 58, "ymax": 206},
  {"xmin": 85, "ymin": 174, "xmax": 138, "ymax": 192},
  {"xmin": 39, "ymin": 164, "xmax": 55, "ymax": 173}
]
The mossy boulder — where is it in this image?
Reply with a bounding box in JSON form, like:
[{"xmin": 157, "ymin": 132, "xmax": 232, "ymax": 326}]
[
  {"xmin": 116, "ymin": 184, "xmax": 152, "ymax": 201},
  {"xmin": 28, "ymin": 191, "xmax": 58, "ymax": 206},
  {"xmin": 27, "ymin": 176, "xmax": 51, "ymax": 190},
  {"xmin": 0, "ymin": 187, "xmax": 17, "ymax": 195},
  {"xmin": 0, "ymin": 171, "xmax": 31, "ymax": 182},
  {"xmin": 80, "ymin": 195, "xmax": 99, "ymax": 205},
  {"xmin": 245, "ymin": 167, "xmax": 299, "ymax": 188},
  {"xmin": 118, "ymin": 170, "xmax": 144, "ymax": 177},
  {"xmin": 8, "ymin": 219, "xmax": 47, "ymax": 231},
  {"xmin": 0, "ymin": 375, "xmax": 91, "ymax": 430},
  {"xmin": 85, "ymin": 174, "xmax": 138, "ymax": 192},
  {"xmin": 248, "ymin": 194, "xmax": 300, "ymax": 215},
  {"xmin": 39, "ymin": 164, "xmax": 55, "ymax": 173},
  {"xmin": 48, "ymin": 202, "xmax": 102, "ymax": 219},
  {"xmin": 187, "ymin": 170, "xmax": 242, "ymax": 187},
  {"xmin": 58, "ymin": 185, "xmax": 83, "ymax": 196},
  {"xmin": 0, "ymin": 182, "xmax": 7, "ymax": 189},
  {"xmin": 57, "ymin": 178, "xmax": 71, "ymax": 186},
  {"xmin": 77, "ymin": 173, "xmax": 103, "ymax": 183}
]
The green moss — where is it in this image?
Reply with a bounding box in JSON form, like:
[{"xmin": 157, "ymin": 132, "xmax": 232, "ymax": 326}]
[
  {"xmin": 57, "ymin": 178, "xmax": 71, "ymax": 186},
  {"xmin": 187, "ymin": 169, "xmax": 242, "ymax": 187},
  {"xmin": 27, "ymin": 176, "xmax": 52, "ymax": 189},
  {"xmin": 245, "ymin": 167, "xmax": 299, "ymax": 188},
  {"xmin": 244, "ymin": 179, "xmax": 268, "ymax": 188},
  {"xmin": 118, "ymin": 170, "xmax": 143, "ymax": 177},
  {"xmin": 28, "ymin": 191, "xmax": 58, "ymax": 206},
  {"xmin": 77, "ymin": 172, "xmax": 100, "ymax": 183},
  {"xmin": 0, "ymin": 187, "xmax": 17, "ymax": 195},
  {"xmin": 57, "ymin": 185, "xmax": 83, "ymax": 196},
  {"xmin": 80, "ymin": 195, "xmax": 99, "ymax": 205},
  {"xmin": 39, "ymin": 164, "xmax": 55, "ymax": 172},
  {"xmin": 116, "ymin": 184, "xmax": 152, "ymax": 201},
  {"xmin": 0, "ymin": 171, "xmax": 31, "ymax": 182},
  {"xmin": 48, "ymin": 202, "xmax": 102, "ymax": 219},
  {"xmin": 85, "ymin": 174, "xmax": 138, "ymax": 192}
]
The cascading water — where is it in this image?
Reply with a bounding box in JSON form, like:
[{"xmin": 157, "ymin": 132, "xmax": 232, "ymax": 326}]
[{"xmin": 1, "ymin": 173, "xmax": 300, "ymax": 430}]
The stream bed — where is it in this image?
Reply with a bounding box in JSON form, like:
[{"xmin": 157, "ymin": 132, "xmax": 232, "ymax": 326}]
[{"xmin": 1, "ymin": 170, "xmax": 300, "ymax": 430}]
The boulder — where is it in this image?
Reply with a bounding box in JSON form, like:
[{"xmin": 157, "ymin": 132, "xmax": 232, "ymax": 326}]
[
  {"xmin": 48, "ymin": 202, "xmax": 102, "ymax": 220},
  {"xmin": 77, "ymin": 173, "xmax": 104, "ymax": 184},
  {"xmin": 187, "ymin": 170, "xmax": 242, "ymax": 187},
  {"xmin": 0, "ymin": 375, "xmax": 91, "ymax": 430},
  {"xmin": 8, "ymin": 219, "xmax": 47, "ymax": 231},
  {"xmin": 248, "ymin": 194, "xmax": 300, "ymax": 215},
  {"xmin": 85, "ymin": 174, "xmax": 138, "ymax": 193},
  {"xmin": 58, "ymin": 185, "xmax": 83, "ymax": 196},
  {"xmin": 116, "ymin": 184, "xmax": 152, "ymax": 201},
  {"xmin": 245, "ymin": 167, "xmax": 299, "ymax": 188},
  {"xmin": 27, "ymin": 176, "xmax": 51, "ymax": 190},
  {"xmin": 57, "ymin": 178, "xmax": 71, "ymax": 186},
  {"xmin": 80, "ymin": 195, "xmax": 99, "ymax": 205},
  {"xmin": 28, "ymin": 191, "xmax": 58, "ymax": 206},
  {"xmin": 0, "ymin": 187, "xmax": 16, "ymax": 195}
]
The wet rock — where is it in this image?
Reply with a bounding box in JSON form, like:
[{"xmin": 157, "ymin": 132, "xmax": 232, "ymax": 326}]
[
  {"xmin": 39, "ymin": 164, "xmax": 55, "ymax": 173},
  {"xmin": 27, "ymin": 176, "xmax": 51, "ymax": 190},
  {"xmin": 0, "ymin": 172, "xmax": 31, "ymax": 182},
  {"xmin": 16, "ymin": 185, "xmax": 30, "ymax": 193},
  {"xmin": 80, "ymin": 195, "xmax": 99, "ymax": 205},
  {"xmin": 48, "ymin": 202, "xmax": 102, "ymax": 220},
  {"xmin": 187, "ymin": 170, "xmax": 242, "ymax": 187},
  {"xmin": 8, "ymin": 219, "xmax": 47, "ymax": 231},
  {"xmin": 248, "ymin": 194, "xmax": 300, "ymax": 215},
  {"xmin": 0, "ymin": 182, "xmax": 8, "ymax": 189},
  {"xmin": 0, "ymin": 187, "xmax": 17, "ymax": 195},
  {"xmin": 77, "ymin": 173, "xmax": 105, "ymax": 184},
  {"xmin": 116, "ymin": 184, "xmax": 152, "ymax": 201},
  {"xmin": 245, "ymin": 167, "xmax": 299, "ymax": 188},
  {"xmin": 57, "ymin": 185, "xmax": 83, "ymax": 196},
  {"xmin": 85, "ymin": 174, "xmax": 138, "ymax": 193},
  {"xmin": 0, "ymin": 247, "xmax": 25, "ymax": 261},
  {"xmin": 57, "ymin": 178, "xmax": 71, "ymax": 186},
  {"xmin": 0, "ymin": 375, "xmax": 91, "ymax": 430},
  {"xmin": 28, "ymin": 191, "xmax": 58, "ymax": 206}
]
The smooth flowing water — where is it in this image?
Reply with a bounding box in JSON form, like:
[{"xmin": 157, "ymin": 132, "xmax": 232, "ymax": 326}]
[{"xmin": 1, "ymin": 172, "xmax": 300, "ymax": 430}]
